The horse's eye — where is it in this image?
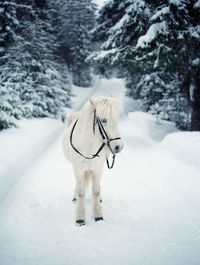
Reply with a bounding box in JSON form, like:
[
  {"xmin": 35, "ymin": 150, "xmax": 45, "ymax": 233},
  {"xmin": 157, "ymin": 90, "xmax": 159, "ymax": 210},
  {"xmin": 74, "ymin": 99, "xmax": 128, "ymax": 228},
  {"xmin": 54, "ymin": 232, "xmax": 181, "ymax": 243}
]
[{"xmin": 102, "ymin": 118, "xmax": 107, "ymax": 123}]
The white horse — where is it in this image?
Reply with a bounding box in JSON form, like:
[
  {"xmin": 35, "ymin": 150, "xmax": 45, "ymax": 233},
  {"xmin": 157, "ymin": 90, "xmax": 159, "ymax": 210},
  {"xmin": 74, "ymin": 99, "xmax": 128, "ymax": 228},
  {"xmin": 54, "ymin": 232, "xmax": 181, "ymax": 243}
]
[{"xmin": 63, "ymin": 96, "xmax": 124, "ymax": 226}]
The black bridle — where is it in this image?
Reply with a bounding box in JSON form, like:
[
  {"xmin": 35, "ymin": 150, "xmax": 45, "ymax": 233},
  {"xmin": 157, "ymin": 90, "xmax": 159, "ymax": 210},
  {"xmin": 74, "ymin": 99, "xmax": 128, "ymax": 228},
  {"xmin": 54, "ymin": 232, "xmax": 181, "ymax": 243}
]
[{"xmin": 70, "ymin": 110, "xmax": 121, "ymax": 169}]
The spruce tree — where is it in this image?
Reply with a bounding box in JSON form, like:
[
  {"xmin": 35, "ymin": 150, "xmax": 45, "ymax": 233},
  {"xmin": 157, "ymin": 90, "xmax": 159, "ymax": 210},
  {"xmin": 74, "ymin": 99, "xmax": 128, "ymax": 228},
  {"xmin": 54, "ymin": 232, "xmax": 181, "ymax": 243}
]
[
  {"xmin": 92, "ymin": 0, "xmax": 200, "ymax": 130},
  {"xmin": 0, "ymin": 0, "xmax": 72, "ymax": 130},
  {"xmin": 15, "ymin": 2, "xmax": 71, "ymax": 119},
  {"xmin": 0, "ymin": 0, "xmax": 22, "ymax": 129}
]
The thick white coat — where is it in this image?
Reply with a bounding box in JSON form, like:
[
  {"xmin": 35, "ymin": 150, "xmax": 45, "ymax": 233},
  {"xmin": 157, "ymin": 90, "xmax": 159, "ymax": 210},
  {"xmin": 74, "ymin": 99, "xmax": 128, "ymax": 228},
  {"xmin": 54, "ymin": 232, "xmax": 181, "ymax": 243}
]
[{"xmin": 63, "ymin": 96, "xmax": 123, "ymax": 224}]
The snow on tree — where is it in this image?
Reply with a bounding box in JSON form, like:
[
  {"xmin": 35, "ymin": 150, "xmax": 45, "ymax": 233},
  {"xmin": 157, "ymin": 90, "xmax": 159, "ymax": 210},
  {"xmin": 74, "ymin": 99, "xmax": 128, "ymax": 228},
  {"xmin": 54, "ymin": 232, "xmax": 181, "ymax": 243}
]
[
  {"xmin": 0, "ymin": 0, "xmax": 22, "ymax": 129},
  {"xmin": 129, "ymin": 0, "xmax": 200, "ymax": 130},
  {"xmin": 0, "ymin": 0, "xmax": 71, "ymax": 130},
  {"xmin": 92, "ymin": 0, "xmax": 200, "ymax": 130},
  {"xmin": 91, "ymin": 0, "xmax": 151, "ymax": 67},
  {"xmin": 16, "ymin": 2, "xmax": 71, "ymax": 119}
]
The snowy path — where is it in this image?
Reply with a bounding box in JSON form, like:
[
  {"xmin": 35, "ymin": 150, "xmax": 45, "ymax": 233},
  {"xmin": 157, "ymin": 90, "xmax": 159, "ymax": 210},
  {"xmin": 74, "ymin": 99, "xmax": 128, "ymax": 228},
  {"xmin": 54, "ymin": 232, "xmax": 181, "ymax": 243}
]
[{"xmin": 0, "ymin": 79, "xmax": 200, "ymax": 265}]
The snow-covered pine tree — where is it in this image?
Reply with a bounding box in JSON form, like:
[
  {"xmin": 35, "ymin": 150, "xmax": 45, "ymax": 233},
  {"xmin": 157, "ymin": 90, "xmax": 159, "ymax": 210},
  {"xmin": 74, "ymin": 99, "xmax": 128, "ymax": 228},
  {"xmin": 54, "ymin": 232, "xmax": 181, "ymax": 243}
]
[
  {"xmin": 0, "ymin": 0, "xmax": 71, "ymax": 130},
  {"xmin": 53, "ymin": 0, "xmax": 97, "ymax": 87},
  {"xmin": 92, "ymin": 0, "xmax": 200, "ymax": 130},
  {"xmin": 91, "ymin": 0, "xmax": 151, "ymax": 68},
  {"xmin": 127, "ymin": 0, "xmax": 200, "ymax": 130},
  {"xmin": 188, "ymin": 0, "xmax": 200, "ymax": 130},
  {"xmin": 15, "ymin": 1, "xmax": 71, "ymax": 119},
  {"xmin": 0, "ymin": 0, "xmax": 23, "ymax": 129}
]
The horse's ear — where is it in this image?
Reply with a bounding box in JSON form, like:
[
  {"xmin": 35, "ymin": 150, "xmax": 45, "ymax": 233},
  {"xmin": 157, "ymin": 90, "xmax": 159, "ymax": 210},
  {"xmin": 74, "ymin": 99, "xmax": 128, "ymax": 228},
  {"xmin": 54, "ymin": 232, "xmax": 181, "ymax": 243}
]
[
  {"xmin": 89, "ymin": 97, "xmax": 96, "ymax": 107},
  {"xmin": 109, "ymin": 94, "xmax": 113, "ymax": 97}
]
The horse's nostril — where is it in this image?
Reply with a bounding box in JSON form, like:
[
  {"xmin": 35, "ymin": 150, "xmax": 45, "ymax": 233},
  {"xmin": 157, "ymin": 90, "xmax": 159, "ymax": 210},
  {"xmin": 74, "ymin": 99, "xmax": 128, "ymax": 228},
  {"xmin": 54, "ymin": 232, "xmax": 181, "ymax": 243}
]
[{"xmin": 115, "ymin": 145, "xmax": 120, "ymax": 152}]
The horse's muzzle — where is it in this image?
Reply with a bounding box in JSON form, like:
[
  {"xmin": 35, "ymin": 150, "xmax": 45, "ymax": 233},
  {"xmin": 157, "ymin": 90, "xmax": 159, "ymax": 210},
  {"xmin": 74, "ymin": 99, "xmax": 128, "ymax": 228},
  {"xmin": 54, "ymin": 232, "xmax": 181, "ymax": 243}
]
[
  {"xmin": 114, "ymin": 145, "xmax": 121, "ymax": 153},
  {"xmin": 110, "ymin": 140, "xmax": 124, "ymax": 154}
]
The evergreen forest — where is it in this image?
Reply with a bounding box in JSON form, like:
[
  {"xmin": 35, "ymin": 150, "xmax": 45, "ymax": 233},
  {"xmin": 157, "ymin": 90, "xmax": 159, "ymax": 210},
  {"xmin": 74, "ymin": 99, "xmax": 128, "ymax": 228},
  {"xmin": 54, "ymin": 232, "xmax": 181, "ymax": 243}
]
[{"xmin": 0, "ymin": 0, "xmax": 200, "ymax": 131}]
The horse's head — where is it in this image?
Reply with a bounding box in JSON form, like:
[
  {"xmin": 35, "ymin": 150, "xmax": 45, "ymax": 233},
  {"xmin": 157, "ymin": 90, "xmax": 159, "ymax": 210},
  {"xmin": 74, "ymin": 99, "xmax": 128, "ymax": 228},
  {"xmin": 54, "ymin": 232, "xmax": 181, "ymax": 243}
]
[{"xmin": 90, "ymin": 96, "xmax": 124, "ymax": 154}]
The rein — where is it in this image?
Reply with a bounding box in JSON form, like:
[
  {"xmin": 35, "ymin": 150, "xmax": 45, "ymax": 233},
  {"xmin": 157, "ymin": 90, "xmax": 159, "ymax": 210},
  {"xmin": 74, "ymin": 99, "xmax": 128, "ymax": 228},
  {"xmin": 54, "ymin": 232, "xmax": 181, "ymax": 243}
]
[{"xmin": 70, "ymin": 110, "xmax": 121, "ymax": 169}]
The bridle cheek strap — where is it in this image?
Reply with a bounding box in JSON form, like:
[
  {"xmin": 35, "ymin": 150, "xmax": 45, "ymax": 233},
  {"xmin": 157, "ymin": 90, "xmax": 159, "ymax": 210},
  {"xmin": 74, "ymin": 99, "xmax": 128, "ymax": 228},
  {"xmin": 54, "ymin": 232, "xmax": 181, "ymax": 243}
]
[
  {"xmin": 97, "ymin": 117, "xmax": 121, "ymax": 154},
  {"xmin": 93, "ymin": 109, "xmax": 96, "ymax": 135}
]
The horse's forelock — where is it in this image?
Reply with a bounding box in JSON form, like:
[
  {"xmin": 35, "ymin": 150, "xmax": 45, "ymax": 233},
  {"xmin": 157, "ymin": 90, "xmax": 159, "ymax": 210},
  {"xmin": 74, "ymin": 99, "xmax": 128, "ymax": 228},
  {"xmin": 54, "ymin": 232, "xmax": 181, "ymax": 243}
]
[
  {"xmin": 96, "ymin": 97, "xmax": 120, "ymax": 121},
  {"xmin": 82, "ymin": 96, "xmax": 120, "ymax": 121}
]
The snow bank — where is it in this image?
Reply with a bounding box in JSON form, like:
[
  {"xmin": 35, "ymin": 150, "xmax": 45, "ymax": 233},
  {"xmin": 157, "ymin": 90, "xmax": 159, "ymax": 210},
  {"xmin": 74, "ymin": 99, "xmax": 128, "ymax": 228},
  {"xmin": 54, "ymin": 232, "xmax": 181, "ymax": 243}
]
[
  {"xmin": 0, "ymin": 118, "xmax": 63, "ymax": 201},
  {"xmin": 0, "ymin": 78, "xmax": 200, "ymax": 265},
  {"xmin": 120, "ymin": 111, "xmax": 177, "ymax": 144},
  {"xmin": 123, "ymin": 112, "xmax": 200, "ymax": 167},
  {"xmin": 161, "ymin": 132, "xmax": 200, "ymax": 165},
  {"xmin": 0, "ymin": 79, "xmax": 99, "ymax": 202}
]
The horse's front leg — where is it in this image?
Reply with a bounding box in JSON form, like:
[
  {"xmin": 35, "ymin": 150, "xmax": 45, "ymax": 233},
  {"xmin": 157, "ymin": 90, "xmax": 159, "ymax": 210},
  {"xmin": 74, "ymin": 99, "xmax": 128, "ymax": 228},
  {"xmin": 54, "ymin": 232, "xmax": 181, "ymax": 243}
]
[
  {"xmin": 92, "ymin": 170, "xmax": 103, "ymax": 222},
  {"xmin": 75, "ymin": 169, "xmax": 86, "ymax": 226},
  {"xmin": 72, "ymin": 184, "xmax": 77, "ymax": 203}
]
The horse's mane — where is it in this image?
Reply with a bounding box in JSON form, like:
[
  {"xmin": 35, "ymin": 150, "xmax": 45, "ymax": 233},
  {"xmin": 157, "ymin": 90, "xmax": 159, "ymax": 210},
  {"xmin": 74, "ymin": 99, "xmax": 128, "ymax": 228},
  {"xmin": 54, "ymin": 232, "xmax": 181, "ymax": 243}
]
[
  {"xmin": 66, "ymin": 97, "xmax": 120, "ymax": 129},
  {"xmin": 83, "ymin": 96, "xmax": 120, "ymax": 121}
]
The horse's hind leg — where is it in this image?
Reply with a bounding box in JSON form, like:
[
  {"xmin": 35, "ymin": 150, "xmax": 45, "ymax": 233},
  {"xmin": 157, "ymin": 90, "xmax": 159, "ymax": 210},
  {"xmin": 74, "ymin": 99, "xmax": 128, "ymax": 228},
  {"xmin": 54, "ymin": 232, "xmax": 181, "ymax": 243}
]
[
  {"xmin": 75, "ymin": 169, "xmax": 86, "ymax": 226},
  {"xmin": 92, "ymin": 171, "xmax": 103, "ymax": 221}
]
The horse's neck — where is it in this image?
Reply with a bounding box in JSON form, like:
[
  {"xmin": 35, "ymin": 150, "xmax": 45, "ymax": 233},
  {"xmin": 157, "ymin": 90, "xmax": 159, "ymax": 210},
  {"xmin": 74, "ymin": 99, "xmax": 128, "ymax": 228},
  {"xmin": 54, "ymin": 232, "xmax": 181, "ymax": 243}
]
[
  {"xmin": 77, "ymin": 109, "xmax": 94, "ymax": 139},
  {"xmin": 76, "ymin": 108, "xmax": 102, "ymax": 152}
]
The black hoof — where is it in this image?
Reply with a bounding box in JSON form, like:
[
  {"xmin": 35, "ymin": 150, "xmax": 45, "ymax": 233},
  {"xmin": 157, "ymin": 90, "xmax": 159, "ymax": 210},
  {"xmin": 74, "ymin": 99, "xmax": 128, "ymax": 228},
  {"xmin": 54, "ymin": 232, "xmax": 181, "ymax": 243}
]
[
  {"xmin": 72, "ymin": 198, "xmax": 77, "ymax": 203},
  {"xmin": 76, "ymin": 219, "xmax": 85, "ymax": 226},
  {"xmin": 100, "ymin": 199, "xmax": 103, "ymax": 203},
  {"xmin": 95, "ymin": 217, "xmax": 104, "ymax": 222}
]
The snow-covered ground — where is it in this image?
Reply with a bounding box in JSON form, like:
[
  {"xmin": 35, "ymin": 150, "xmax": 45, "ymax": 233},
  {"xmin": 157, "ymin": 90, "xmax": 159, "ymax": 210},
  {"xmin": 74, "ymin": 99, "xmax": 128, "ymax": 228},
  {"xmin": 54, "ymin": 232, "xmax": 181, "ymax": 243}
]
[
  {"xmin": 0, "ymin": 119, "xmax": 63, "ymax": 201},
  {"xmin": 0, "ymin": 79, "xmax": 200, "ymax": 265},
  {"xmin": 0, "ymin": 81, "xmax": 97, "ymax": 201}
]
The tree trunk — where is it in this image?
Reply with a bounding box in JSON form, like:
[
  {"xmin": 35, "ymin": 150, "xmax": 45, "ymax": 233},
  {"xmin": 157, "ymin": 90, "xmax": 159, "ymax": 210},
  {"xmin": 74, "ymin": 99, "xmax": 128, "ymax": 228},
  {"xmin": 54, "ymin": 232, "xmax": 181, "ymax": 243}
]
[
  {"xmin": 190, "ymin": 77, "xmax": 200, "ymax": 131},
  {"xmin": 191, "ymin": 101, "xmax": 200, "ymax": 131}
]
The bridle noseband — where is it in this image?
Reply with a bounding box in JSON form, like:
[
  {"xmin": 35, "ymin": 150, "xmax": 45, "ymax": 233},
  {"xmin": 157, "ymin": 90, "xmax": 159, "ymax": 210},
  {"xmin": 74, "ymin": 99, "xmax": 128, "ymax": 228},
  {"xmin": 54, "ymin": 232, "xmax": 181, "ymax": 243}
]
[{"xmin": 70, "ymin": 110, "xmax": 121, "ymax": 169}]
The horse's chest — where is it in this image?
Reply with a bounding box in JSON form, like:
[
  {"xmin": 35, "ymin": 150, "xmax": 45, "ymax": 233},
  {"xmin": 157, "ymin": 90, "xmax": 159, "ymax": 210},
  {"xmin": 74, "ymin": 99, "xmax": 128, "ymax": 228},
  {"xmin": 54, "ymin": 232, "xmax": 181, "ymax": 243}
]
[{"xmin": 79, "ymin": 155, "xmax": 104, "ymax": 171}]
